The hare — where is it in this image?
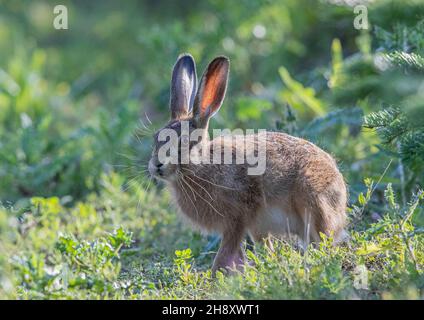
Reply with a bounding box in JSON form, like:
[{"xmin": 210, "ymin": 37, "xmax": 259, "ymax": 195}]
[{"xmin": 148, "ymin": 54, "xmax": 347, "ymax": 274}]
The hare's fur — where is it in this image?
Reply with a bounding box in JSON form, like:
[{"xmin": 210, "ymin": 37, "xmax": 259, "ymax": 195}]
[{"xmin": 149, "ymin": 54, "xmax": 347, "ymax": 273}]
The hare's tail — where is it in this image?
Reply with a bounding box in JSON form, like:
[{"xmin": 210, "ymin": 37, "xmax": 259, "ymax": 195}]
[
  {"xmin": 296, "ymin": 181, "xmax": 347, "ymax": 245},
  {"xmin": 314, "ymin": 185, "xmax": 347, "ymax": 242}
]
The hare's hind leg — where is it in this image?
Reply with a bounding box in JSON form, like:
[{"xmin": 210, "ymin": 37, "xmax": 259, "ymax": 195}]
[{"xmin": 212, "ymin": 221, "xmax": 246, "ymax": 275}]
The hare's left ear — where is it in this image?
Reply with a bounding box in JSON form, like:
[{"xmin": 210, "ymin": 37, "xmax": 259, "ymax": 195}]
[
  {"xmin": 193, "ymin": 56, "xmax": 229, "ymax": 128},
  {"xmin": 170, "ymin": 54, "xmax": 197, "ymax": 120}
]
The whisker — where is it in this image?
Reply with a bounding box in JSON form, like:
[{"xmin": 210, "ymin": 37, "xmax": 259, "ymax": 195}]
[
  {"xmin": 176, "ymin": 172, "xmax": 199, "ymax": 218},
  {"xmin": 180, "ymin": 174, "xmax": 197, "ymax": 201},
  {"xmin": 135, "ymin": 127, "xmax": 152, "ymax": 137},
  {"xmin": 122, "ymin": 176, "xmax": 141, "ymax": 192},
  {"xmin": 115, "ymin": 152, "xmax": 139, "ymax": 162},
  {"xmin": 138, "ymin": 118, "xmax": 153, "ymax": 134},
  {"xmin": 180, "ymin": 174, "xmax": 224, "ymax": 217},
  {"xmin": 134, "ymin": 131, "xmax": 144, "ymax": 144},
  {"xmin": 137, "ymin": 178, "xmax": 152, "ymax": 212},
  {"xmin": 180, "ymin": 167, "xmax": 238, "ymax": 191},
  {"xmin": 144, "ymin": 112, "xmax": 152, "ymax": 125},
  {"xmin": 144, "ymin": 177, "xmax": 153, "ymax": 194},
  {"xmin": 183, "ymin": 173, "xmax": 214, "ymax": 201}
]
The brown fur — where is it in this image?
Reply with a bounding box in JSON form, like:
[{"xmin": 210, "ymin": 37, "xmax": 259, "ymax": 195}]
[{"xmin": 148, "ymin": 54, "xmax": 347, "ymax": 273}]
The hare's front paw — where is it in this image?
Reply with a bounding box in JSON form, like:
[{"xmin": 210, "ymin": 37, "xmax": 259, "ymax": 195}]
[{"xmin": 212, "ymin": 249, "xmax": 245, "ymax": 276}]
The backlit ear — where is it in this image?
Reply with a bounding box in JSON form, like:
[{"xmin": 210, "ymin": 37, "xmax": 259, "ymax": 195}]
[
  {"xmin": 170, "ymin": 54, "xmax": 197, "ymax": 119},
  {"xmin": 193, "ymin": 56, "xmax": 229, "ymax": 127}
]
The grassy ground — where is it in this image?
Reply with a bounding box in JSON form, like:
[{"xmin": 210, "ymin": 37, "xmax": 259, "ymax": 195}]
[{"xmin": 1, "ymin": 173, "xmax": 423, "ymax": 299}]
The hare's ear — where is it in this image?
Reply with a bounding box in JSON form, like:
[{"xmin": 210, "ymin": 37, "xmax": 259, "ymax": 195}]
[
  {"xmin": 170, "ymin": 54, "xmax": 197, "ymax": 119},
  {"xmin": 193, "ymin": 56, "xmax": 229, "ymax": 128}
]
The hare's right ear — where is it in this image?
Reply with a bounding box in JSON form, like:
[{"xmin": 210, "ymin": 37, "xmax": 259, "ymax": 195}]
[
  {"xmin": 192, "ymin": 56, "xmax": 229, "ymax": 128},
  {"xmin": 170, "ymin": 54, "xmax": 197, "ymax": 120}
]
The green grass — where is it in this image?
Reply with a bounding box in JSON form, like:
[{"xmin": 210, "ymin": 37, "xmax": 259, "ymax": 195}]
[{"xmin": 1, "ymin": 173, "xmax": 422, "ymax": 299}]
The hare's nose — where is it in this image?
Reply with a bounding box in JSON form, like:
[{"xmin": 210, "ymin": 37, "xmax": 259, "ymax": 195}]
[{"xmin": 156, "ymin": 162, "xmax": 164, "ymax": 175}]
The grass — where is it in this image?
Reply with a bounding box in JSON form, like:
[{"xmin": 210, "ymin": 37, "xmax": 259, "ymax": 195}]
[{"xmin": 1, "ymin": 172, "xmax": 423, "ymax": 300}]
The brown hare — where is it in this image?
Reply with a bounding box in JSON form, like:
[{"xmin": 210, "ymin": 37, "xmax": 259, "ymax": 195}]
[{"xmin": 148, "ymin": 54, "xmax": 347, "ymax": 274}]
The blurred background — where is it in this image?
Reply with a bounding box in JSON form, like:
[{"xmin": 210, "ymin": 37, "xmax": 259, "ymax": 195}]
[
  {"xmin": 0, "ymin": 0, "xmax": 423, "ymax": 214},
  {"xmin": 1, "ymin": 0, "xmax": 424, "ymax": 299}
]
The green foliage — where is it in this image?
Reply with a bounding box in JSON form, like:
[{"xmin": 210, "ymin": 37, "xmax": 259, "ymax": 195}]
[
  {"xmin": 365, "ymin": 21, "xmax": 424, "ymax": 177},
  {"xmin": 0, "ymin": 45, "xmax": 141, "ymax": 201},
  {"xmin": 386, "ymin": 51, "xmax": 424, "ymax": 70},
  {"xmin": 278, "ymin": 66, "xmax": 326, "ymax": 117},
  {"xmin": 364, "ymin": 105, "xmax": 424, "ymax": 186},
  {"xmin": 1, "ymin": 178, "xmax": 423, "ymax": 299},
  {"xmin": 374, "ymin": 21, "xmax": 424, "ymax": 55}
]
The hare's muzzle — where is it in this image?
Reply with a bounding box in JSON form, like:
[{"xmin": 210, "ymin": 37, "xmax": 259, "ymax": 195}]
[{"xmin": 148, "ymin": 159, "xmax": 164, "ymax": 177}]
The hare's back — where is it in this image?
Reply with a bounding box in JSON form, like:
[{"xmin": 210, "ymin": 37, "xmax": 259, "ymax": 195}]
[{"xmin": 264, "ymin": 132, "xmax": 345, "ymax": 196}]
